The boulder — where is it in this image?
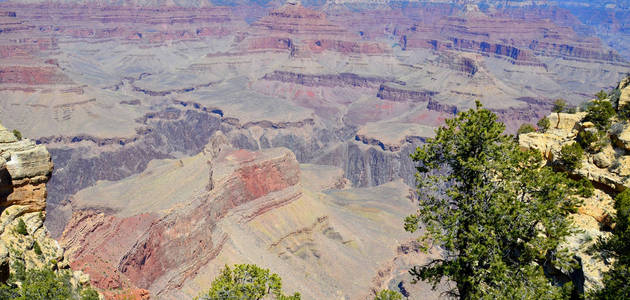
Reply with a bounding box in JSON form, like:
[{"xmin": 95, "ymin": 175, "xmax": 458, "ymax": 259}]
[
  {"xmin": 593, "ymin": 151, "xmax": 612, "ymax": 168},
  {"xmin": 0, "ymin": 122, "xmax": 53, "ymax": 212},
  {"xmin": 547, "ymin": 112, "xmax": 586, "ymax": 132},
  {"xmin": 0, "ymin": 125, "xmax": 18, "ymax": 144},
  {"xmin": 610, "ymin": 122, "xmax": 630, "ymax": 151},
  {"xmin": 519, "ymin": 132, "xmax": 565, "ymax": 160}
]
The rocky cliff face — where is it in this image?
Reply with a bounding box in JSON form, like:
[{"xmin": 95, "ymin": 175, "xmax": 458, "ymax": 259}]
[
  {"xmin": 58, "ymin": 131, "xmax": 433, "ymax": 299},
  {"xmin": 0, "ymin": 123, "xmax": 91, "ymax": 291},
  {"xmin": 518, "ymin": 78, "xmax": 630, "ymax": 292}
]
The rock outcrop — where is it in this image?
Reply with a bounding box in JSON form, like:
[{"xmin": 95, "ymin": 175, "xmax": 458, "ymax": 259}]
[
  {"xmin": 518, "ymin": 78, "xmax": 630, "ymax": 291},
  {"xmin": 60, "ymin": 132, "xmax": 302, "ymax": 296},
  {"xmin": 1, "ymin": 124, "xmax": 53, "ymax": 212},
  {"xmin": 0, "ymin": 122, "xmax": 91, "ymax": 293}
]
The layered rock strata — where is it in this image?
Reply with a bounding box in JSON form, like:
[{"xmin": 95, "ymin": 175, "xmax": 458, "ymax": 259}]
[{"xmin": 0, "ymin": 123, "xmax": 90, "ymax": 292}]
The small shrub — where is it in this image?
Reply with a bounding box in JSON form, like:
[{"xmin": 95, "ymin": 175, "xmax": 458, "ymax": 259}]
[
  {"xmin": 374, "ymin": 289, "xmax": 403, "ymax": 300},
  {"xmin": 537, "ymin": 117, "xmax": 550, "ymax": 132},
  {"xmin": 517, "ymin": 123, "xmax": 536, "ymax": 135},
  {"xmin": 618, "ymin": 103, "xmax": 630, "ymax": 120},
  {"xmin": 16, "ymin": 219, "xmax": 28, "ymax": 236},
  {"xmin": 566, "ymin": 106, "xmax": 577, "ymax": 114},
  {"xmin": 33, "ymin": 241, "xmax": 42, "ymax": 256},
  {"xmin": 584, "ymin": 100, "xmax": 615, "ymax": 130},
  {"xmin": 570, "ymin": 178, "xmax": 594, "ymax": 198},
  {"xmin": 80, "ymin": 287, "xmax": 100, "ymax": 300},
  {"xmin": 560, "ymin": 143, "xmax": 584, "ymax": 170},
  {"xmin": 12, "ymin": 129, "xmax": 22, "ymax": 140},
  {"xmin": 596, "ymin": 90, "xmax": 608, "ymax": 100},
  {"xmin": 552, "ymin": 99, "xmax": 567, "ymax": 113},
  {"xmin": 577, "ymin": 130, "xmax": 601, "ymax": 152}
]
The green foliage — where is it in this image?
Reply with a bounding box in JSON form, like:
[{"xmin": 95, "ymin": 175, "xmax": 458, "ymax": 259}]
[
  {"xmin": 584, "ymin": 100, "xmax": 615, "ymax": 130},
  {"xmin": 577, "ymin": 130, "xmax": 598, "ymax": 151},
  {"xmin": 560, "ymin": 143, "xmax": 584, "ymax": 170},
  {"xmin": 18, "ymin": 268, "xmax": 73, "ymax": 300},
  {"xmin": 537, "ymin": 116, "xmax": 550, "ymax": 133},
  {"xmin": 33, "ymin": 241, "xmax": 42, "ymax": 256},
  {"xmin": 591, "ymin": 190, "xmax": 630, "ymax": 299},
  {"xmin": 618, "ymin": 103, "xmax": 630, "ymax": 121},
  {"xmin": 196, "ymin": 264, "xmax": 300, "ymax": 300},
  {"xmin": 516, "ymin": 123, "xmax": 536, "ymax": 135},
  {"xmin": 1, "ymin": 267, "xmax": 98, "ymax": 300},
  {"xmin": 12, "ymin": 129, "xmax": 22, "ymax": 141},
  {"xmin": 552, "ymin": 99, "xmax": 567, "ymax": 113},
  {"xmin": 596, "ymin": 90, "xmax": 609, "ymax": 100},
  {"xmin": 407, "ymin": 101, "xmax": 584, "ymax": 299},
  {"xmin": 566, "ymin": 106, "xmax": 577, "ymax": 114},
  {"xmin": 374, "ymin": 289, "xmax": 402, "ymax": 300},
  {"xmin": 15, "ymin": 219, "xmax": 28, "ymax": 236},
  {"xmin": 79, "ymin": 287, "xmax": 100, "ymax": 300},
  {"xmin": 577, "ymin": 129, "xmax": 608, "ymax": 153},
  {"xmin": 573, "ymin": 178, "xmax": 594, "ymax": 198}
]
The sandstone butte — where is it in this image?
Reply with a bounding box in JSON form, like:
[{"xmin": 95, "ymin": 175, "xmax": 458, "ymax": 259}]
[
  {"xmin": 0, "ymin": 122, "xmax": 92, "ymax": 289},
  {"xmin": 518, "ymin": 78, "xmax": 630, "ymax": 292}
]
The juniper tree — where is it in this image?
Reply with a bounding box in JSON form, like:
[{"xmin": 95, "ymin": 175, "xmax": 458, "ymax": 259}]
[
  {"xmin": 196, "ymin": 264, "xmax": 300, "ymax": 300},
  {"xmin": 405, "ymin": 101, "xmax": 586, "ymax": 299},
  {"xmin": 591, "ymin": 190, "xmax": 630, "ymax": 299}
]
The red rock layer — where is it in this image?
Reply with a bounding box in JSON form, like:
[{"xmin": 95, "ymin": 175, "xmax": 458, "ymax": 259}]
[
  {"xmin": 244, "ymin": 2, "xmax": 387, "ymax": 56},
  {"xmin": 60, "ymin": 147, "xmax": 301, "ymax": 298},
  {"xmin": 0, "ymin": 4, "xmax": 242, "ymax": 43}
]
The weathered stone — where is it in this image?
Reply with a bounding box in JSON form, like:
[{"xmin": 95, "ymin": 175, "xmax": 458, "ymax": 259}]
[
  {"xmin": 547, "ymin": 112, "xmax": 586, "ymax": 132},
  {"xmin": 0, "ymin": 125, "xmax": 18, "ymax": 144},
  {"xmin": 593, "ymin": 151, "xmax": 612, "ymax": 168},
  {"xmin": 518, "ymin": 132, "xmax": 564, "ymax": 160},
  {"xmin": 0, "ymin": 123, "xmax": 53, "ymax": 212},
  {"xmin": 610, "ymin": 122, "xmax": 630, "ymax": 152},
  {"xmin": 618, "ymin": 85, "xmax": 630, "ymax": 108}
]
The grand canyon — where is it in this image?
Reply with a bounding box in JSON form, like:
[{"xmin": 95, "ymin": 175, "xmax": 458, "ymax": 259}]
[{"xmin": 0, "ymin": 0, "xmax": 629, "ymax": 299}]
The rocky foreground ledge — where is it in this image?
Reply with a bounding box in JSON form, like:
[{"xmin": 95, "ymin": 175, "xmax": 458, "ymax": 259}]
[
  {"xmin": 0, "ymin": 123, "xmax": 90, "ymax": 288},
  {"xmin": 519, "ymin": 78, "xmax": 630, "ymax": 291}
]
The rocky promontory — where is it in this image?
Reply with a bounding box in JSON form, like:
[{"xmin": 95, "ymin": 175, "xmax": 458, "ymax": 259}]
[
  {"xmin": 0, "ymin": 122, "xmax": 92, "ymax": 294},
  {"xmin": 519, "ymin": 77, "xmax": 630, "ymax": 292}
]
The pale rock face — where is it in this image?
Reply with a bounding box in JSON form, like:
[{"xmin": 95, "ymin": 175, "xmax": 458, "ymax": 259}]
[
  {"xmin": 547, "ymin": 112, "xmax": 587, "ymax": 132},
  {"xmin": 0, "ymin": 124, "xmax": 53, "ymax": 212},
  {"xmin": 593, "ymin": 151, "xmax": 612, "ymax": 168},
  {"xmin": 618, "ymin": 81, "xmax": 630, "ymax": 108},
  {"xmin": 518, "ymin": 111, "xmax": 630, "ymax": 291},
  {"xmin": 610, "ymin": 121, "xmax": 630, "ymax": 151},
  {"xmin": 0, "ymin": 122, "xmax": 90, "ymax": 292}
]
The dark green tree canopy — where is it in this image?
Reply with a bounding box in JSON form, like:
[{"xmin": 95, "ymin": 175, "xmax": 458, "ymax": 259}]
[
  {"xmin": 583, "ymin": 100, "xmax": 615, "ymax": 130},
  {"xmin": 196, "ymin": 264, "xmax": 300, "ymax": 300},
  {"xmin": 516, "ymin": 123, "xmax": 536, "ymax": 135},
  {"xmin": 406, "ymin": 101, "xmax": 585, "ymax": 299},
  {"xmin": 591, "ymin": 190, "xmax": 630, "ymax": 299},
  {"xmin": 553, "ymin": 99, "xmax": 567, "ymax": 113}
]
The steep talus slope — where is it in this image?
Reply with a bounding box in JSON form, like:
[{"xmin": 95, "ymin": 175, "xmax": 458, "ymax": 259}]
[
  {"xmin": 0, "ymin": 123, "xmax": 92, "ymax": 291},
  {"xmin": 59, "ymin": 132, "xmax": 435, "ymax": 299},
  {"xmin": 519, "ymin": 78, "xmax": 630, "ymax": 291}
]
